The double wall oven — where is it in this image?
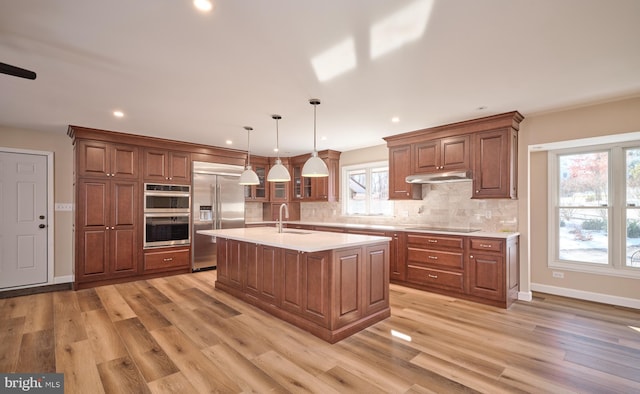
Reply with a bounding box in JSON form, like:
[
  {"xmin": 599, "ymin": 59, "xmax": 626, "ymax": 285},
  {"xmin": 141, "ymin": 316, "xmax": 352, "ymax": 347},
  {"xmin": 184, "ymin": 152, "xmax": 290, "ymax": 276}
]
[{"xmin": 143, "ymin": 183, "xmax": 191, "ymax": 248}]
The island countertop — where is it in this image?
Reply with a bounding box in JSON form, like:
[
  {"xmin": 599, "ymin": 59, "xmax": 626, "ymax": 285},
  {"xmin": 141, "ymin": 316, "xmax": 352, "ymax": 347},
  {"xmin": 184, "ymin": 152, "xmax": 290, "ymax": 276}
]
[{"xmin": 197, "ymin": 226, "xmax": 391, "ymax": 252}]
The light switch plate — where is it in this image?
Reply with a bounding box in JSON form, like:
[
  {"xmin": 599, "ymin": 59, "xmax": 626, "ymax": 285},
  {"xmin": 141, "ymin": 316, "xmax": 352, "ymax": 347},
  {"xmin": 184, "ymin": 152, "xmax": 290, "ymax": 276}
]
[{"xmin": 55, "ymin": 203, "xmax": 73, "ymax": 211}]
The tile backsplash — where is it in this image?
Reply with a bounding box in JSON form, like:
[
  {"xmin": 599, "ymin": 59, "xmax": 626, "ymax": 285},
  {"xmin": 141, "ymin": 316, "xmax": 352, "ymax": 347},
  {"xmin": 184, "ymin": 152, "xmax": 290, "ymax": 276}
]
[{"xmin": 245, "ymin": 182, "xmax": 518, "ymax": 232}]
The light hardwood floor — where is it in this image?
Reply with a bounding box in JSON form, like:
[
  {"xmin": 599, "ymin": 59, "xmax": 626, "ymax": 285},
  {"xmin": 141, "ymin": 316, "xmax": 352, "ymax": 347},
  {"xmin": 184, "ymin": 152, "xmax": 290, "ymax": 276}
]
[{"xmin": 1, "ymin": 270, "xmax": 639, "ymax": 393}]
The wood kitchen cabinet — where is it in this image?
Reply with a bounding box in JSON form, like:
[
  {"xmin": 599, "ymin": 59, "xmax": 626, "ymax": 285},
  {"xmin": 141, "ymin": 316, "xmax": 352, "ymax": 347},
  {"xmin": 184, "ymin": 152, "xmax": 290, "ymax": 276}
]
[
  {"xmin": 388, "ymin": 145, "xmax": 421, "ymax": 200},
  {"xmin": 413, "ymin": 135, "xmax": 470, "ymax": 174},
  {"xmin": 290, "ymin": 150, "xmax": 341, "ymax": 202},
  {"xmin": 143, "ymin": 148, "xmax": 191, "ymax": 184},
  {"xmin": 76, "ymin": 179, "xmax": 139, "ymax": 283},
  {"xmin": 405, "ymin": 233, "xmax": 466, "ymax": 294},
  {"xmin": 384, "ymin": 111, "xmax": 523, "ymax": 200},
  {"xmin": 76, "ymin": 140, "xmax": 139, "ymax": 179},
  {"xmin": 472, "ymin": 128, "xmax": 518, "ymax": 199},
  {"xmin": 244, "ymin": 156, "xmax": 269, "ymax": 202},
  {"xmin": 467, "ymin": 237, "xmax": 519, "ymax": 307},
  {"xmin": 143, "ymin": 247, "xmax": 190, "ymax": 272}
]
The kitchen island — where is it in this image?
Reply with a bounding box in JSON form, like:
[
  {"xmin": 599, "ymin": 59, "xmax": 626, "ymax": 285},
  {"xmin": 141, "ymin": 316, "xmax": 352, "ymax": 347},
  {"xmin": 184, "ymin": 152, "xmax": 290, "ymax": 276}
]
[{"xmin": 198, "ymin": 227, "xmax": 391, "ymax": 343}]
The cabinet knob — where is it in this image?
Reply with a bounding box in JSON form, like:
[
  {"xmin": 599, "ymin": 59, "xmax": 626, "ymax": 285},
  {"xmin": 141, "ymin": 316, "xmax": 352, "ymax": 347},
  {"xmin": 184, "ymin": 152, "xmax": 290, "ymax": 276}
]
[
  {"xmin": 111, "ymin": 227, "xmax": 115, "ymax": 230},
  {"xmin": 470, "ymin": 255, "xmax": 474, "ymax": 258},
  {"xmin": 475, "ymin": 190, "xmax": 479, "ymax": 193}
]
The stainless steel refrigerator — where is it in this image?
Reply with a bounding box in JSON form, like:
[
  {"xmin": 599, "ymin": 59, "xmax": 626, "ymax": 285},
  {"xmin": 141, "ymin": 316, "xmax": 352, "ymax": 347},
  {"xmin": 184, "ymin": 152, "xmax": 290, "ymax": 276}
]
[{"xmin": 191, "ymin": 161, "xmax": 245, "ymax": 271}]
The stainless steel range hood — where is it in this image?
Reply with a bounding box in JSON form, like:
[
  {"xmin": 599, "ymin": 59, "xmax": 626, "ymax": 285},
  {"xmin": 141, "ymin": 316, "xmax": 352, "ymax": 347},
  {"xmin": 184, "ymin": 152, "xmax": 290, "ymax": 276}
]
[{"xmin": 405, "ymin": 170, "xmax": 472, "ymax": 184}]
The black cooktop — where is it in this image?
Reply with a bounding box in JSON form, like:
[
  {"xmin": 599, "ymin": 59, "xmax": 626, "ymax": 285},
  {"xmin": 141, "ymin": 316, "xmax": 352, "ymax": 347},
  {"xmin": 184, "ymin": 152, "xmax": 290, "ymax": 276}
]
[{"xmin": 405, "ymin": 226, "xmax": 481, "ymax": 233}]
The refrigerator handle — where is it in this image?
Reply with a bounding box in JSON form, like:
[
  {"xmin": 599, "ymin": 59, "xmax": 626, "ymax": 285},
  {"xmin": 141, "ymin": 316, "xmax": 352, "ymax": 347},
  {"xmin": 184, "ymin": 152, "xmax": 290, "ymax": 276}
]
[{"xmin": 216, "ymin": 183, "xmax": 222, "ymax": 229}]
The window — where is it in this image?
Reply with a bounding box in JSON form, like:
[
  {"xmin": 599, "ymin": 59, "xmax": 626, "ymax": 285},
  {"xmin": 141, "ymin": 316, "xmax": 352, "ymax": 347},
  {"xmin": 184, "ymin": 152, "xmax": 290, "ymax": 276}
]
[
  {"xmin": 342, "ymin": 161, "xmax": 393, "ymax": 216},
  {"xmin": 549, "ymin": 142, "xmax": 640, "ymax": 277}
]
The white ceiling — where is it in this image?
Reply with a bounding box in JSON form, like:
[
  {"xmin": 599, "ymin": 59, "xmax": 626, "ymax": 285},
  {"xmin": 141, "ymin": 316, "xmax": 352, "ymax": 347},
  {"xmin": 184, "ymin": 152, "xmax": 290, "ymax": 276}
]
[{"xmin": 1, "ymin": 0, "xmax": 640, "ymax": 157}]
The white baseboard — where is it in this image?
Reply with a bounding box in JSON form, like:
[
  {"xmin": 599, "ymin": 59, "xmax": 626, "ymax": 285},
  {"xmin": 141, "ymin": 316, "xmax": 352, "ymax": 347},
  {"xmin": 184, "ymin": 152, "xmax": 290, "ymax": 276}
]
[
  {"xmin": 517, "ymin": 291, "xmax": 533, "ymax": 302},
  {"xmin": 54, "ymin": 275, "xmax": 74, "ymax": 284},
  {"xmin": 531, "ymin": 283, "xmax": 640, "ymax": 310}
]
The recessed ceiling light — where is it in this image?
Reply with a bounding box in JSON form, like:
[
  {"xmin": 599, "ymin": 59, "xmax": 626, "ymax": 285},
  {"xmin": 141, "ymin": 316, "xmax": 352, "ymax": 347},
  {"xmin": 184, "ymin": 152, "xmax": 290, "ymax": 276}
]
[
  {"xmin": 391, "ymin": 116, "xmax": 400, "ymax": 123},
  {"xmin": 193, "ymin": 0, "xmax": 213, "ymax": 12},
  {"xmin": 321, "ymin": 136, "xmax": 327, "ymax": 141},
  {"xmin": 225, "ymin": 140, "xmax": 232, "ymax": 145},
  {"xmin": 113, "ymin": 110, "xmax": 124, "ymax": 118}
]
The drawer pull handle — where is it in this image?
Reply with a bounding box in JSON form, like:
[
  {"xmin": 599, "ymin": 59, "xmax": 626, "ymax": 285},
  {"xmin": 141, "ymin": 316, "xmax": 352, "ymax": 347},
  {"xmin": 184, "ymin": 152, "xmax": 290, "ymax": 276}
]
[
  {"xmin": 163, "ymin": 258, "xmax": 173, "ymax": 262},
  {"xmin": 479, "ymin": 244, "xmax": 493, "ymax": 248},
  {"xmin": 428, "ymin": 274, "xmax": 438, "ymax": 279},
  {"xmin": 427, "ymin": 239, "xmax": 438, "ymax": 243},
  {"xmin": 428, "ymin": 256, "xmax": 438, "ymax": 260}
]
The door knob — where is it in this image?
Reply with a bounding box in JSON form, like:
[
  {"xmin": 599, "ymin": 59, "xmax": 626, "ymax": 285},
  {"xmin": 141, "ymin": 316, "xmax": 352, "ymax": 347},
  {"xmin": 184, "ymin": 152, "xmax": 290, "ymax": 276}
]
[{"xmin": 39, "ymin": 224, "xmax": 46, "ymax": 228}]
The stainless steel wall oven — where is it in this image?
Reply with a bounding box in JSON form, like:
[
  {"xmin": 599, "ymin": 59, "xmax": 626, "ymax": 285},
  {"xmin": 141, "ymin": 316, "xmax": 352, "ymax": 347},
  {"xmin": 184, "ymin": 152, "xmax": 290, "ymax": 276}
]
[{"xmin": 143, "ymin": 183, "xmax": 191, "ymax": 248}]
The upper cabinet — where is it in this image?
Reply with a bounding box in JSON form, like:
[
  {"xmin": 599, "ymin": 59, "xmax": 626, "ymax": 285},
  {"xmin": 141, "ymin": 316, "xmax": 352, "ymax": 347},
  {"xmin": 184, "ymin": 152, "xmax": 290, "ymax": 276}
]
[
  {"xmin": 473, "ymin": 128, "xmax": 518, "ymax": 199},
  {"xmin": 244, "ymin": 156, "xmax": 269, "ymax": 202},
  {"xmin": 143, "ymin": 149, "xmax": 191, "ymax": 184},
  {"xmin": 291, "ymin": 150, "xmax": 341, "ymax": 202},
  {"xmin": 76, "ymin": 140, "xmax": 139, "ymax": 180},
  {"xmin": 269, "ymin": 157, "xmax": 291, "ymax": 202},
  {"xmin": 388, "ymin": 145, "xmax": 421, "ymax": 200},
  {"xmin": 413, "ymin": 135, "xmax": 470, "ymax": 174},
  {"xmin": 384, "ymin": 111, "xmax": 523, "ymax": 200}
]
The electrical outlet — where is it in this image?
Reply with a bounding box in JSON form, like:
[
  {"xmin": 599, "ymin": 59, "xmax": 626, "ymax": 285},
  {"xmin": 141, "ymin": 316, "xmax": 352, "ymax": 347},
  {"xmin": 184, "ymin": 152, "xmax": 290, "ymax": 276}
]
[
  {"xmin": 552, "ymin": 271, "xmax": 564, "ymax": 279},
  {"xmin": 55, "ymin": 203, "xmax": 73, "ymax": 211}
]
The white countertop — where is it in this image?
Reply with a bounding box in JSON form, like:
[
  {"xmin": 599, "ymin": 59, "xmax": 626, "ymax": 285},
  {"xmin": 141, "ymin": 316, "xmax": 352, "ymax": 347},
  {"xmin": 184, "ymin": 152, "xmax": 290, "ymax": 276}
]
[
  {"xmin": 247, "ymin": 221, "xmax": 519, "ymax": 240},
  {"xmin": 198, "ymin": 227, "xmax": 391, "ymax": 253}
]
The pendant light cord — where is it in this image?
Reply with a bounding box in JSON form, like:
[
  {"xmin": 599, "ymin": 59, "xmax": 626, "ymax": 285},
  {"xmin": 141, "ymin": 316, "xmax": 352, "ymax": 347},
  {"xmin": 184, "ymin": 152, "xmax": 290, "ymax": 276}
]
[{"xmin": 313, "ymin": 103, "xmax": 317, "ymax": 152}]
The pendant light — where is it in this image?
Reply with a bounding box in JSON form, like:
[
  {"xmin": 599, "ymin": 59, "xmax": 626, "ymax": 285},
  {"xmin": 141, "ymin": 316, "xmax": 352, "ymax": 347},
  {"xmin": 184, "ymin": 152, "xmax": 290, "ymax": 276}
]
[
  {"xmin": 267, "ymin": 114, "xmax": 291, "ymax": 182},
  {"xmin": 239, "ymin": 126, "xmax": 260, "ymax": 185},
  {"xmin": 302, "ymin": 98, "xmax": 329, "ymax": 177}
]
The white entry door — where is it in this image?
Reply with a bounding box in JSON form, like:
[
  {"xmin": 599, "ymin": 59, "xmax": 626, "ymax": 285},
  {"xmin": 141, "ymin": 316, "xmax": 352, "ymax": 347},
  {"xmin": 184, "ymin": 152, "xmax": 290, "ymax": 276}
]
[{"xmin": 0, "ymin": 151, "xmax": 48, "ymax": 289}]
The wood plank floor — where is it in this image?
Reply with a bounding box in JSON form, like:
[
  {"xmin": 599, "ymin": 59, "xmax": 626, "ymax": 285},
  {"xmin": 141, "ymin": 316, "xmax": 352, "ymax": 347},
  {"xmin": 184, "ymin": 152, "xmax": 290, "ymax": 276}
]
[{"xmin": 1, "ymin": 270, "xmax": 639, "ymax": 393}]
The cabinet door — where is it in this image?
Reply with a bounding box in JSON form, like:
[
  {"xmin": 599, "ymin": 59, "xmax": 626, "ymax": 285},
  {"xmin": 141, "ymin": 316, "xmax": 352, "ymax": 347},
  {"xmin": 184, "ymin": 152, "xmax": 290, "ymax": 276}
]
[
  {"xmin": 258, "ymin": 245, "xmax": 280, "ymax": 305},
  {"xmin": 441, "ymin": 135, "xmax": 470, "ymax": 171},
  {"xmin": 110, "ymin": 181, "xmax": 138, "ymax": 274},
  {"xmin": 302, "ymin": 251, "xmax": 331, "ymax": 325},
  {"xmin": 363, "ymin": 243, "xmax": 389, "ymax": 315},
  {"xmin": 77, "ymin": 180, "xmax": 110, "ymax": 280},
  {"xmin": 77, "ymin": 140, "xmax": 110, "ymax": 178},
  {"xmin": 245, "ymin": 161, "xmax": 269, "ymax": 201},
  {"xmin": 168, "ymin": 151, "xmax": 190, "ymax": 183},
  {"xmin": 413, "ymin": 140, "xmax": 440, "ymax": 173},
  {"xmin": 468, "ymin": 252, "xmax": 504, "ymax": 301},
  {"xmin": 143, "ymin": 149, "xmax": 168, "ymax": 181},
  {"xmin": 332, "ymin": 248, "xmax": 363, "ymax": 327},
  {"xmin": 389, "ymin": 232, "xmax": 406, "ymax": 282},
  {"xmin": 473, "ymin": 129, "xmax": 516, "ymax": 199},
  {"xmin": 281, "ymin": 249, "xmax": 303, "ymax": 314},
  {"xmin": 389, "ymin": 145, "xmax": 420, "ymax": 200},
  {"xmin": 111, "ymin": 144, "xmax": 139, "ymax": 179}
]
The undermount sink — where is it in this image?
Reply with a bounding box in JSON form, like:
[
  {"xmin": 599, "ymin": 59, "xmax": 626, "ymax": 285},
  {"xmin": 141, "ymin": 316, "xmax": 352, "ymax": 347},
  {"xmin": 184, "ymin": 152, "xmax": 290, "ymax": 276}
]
[{"xmin": 280, "ymin": 230, "xmax": 312, "ymax": 235}]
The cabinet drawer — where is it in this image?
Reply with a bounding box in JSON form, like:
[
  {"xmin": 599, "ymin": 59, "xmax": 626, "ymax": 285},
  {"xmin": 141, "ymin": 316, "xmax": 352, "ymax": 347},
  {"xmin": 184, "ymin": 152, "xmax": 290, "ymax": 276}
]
[
  {"xmin": 470, "ymin": 238, "xmax": 504, "ymax": 253},
  {"xmin": 144, "ymin": 249, "xmax": 190, "ymax": 271},
  {"xmin": 407, "ymin": 248, "xmax": 463, "ymax": 269},
  {"xmin": 407, "ymin": 265, "xmax": 464, "ymax": 292},
  {"xmin": 407, "ymin": 234, "xmax": 463, "ymax": 250}
]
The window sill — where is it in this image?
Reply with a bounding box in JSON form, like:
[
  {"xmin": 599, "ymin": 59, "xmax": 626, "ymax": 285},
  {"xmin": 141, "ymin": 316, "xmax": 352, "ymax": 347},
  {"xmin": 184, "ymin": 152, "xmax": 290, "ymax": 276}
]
[{"xmin": 549, "ymin": 260, "xmax": 640, "ymax": 279}]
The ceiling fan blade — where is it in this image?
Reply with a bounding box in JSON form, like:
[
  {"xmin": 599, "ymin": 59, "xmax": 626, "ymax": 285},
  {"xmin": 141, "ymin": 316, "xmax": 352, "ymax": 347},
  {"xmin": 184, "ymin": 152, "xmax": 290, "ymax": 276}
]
[{"xmin": 0, "ymin": 62, "xmax": 37, "ymax": 80}]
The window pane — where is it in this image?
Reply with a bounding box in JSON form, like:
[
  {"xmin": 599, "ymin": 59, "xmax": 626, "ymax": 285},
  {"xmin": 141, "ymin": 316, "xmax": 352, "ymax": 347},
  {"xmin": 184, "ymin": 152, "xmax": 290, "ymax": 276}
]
[
  {"xmin": 371, "ymin": 167, "xmax": 391, "ymax": 215},
  {"xmin": 559, "ymin": 208, "xmax": 608, "ymax": 264},
  {"xmin": 347, "ymin": 170, "xmax": 366, "ymax": 215},
  {"xmin": 626, "ymin": 209, "xmax": 640, "ymax": 268},
  {"xmin": 559, "ymin": 152, "xmax": 608, "ymax": 206},
  {"xmin": 626, "ymin": 148, "xmax": 640, "ymax": 206}
]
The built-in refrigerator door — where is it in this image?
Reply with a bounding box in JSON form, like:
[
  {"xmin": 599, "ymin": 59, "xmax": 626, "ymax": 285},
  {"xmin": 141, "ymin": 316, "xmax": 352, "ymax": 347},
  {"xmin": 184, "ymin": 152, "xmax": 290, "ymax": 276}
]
[
  {"xmin": 216, "ymin": 174, "xmax": 245, "ymax": 230},
  {"xmin": 192, "ymin": 173, "xmax": 217, "ymax": 271}
]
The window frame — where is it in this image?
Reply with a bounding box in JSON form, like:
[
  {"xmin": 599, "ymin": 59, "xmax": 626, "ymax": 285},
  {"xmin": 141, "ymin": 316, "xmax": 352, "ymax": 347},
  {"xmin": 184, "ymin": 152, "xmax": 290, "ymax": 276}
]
[
  {"xmin": 341, "ymin": 160, "xmax": 393, "ymax": 217},
  {"xmin": 548, "ymin": 142, "xmax": 640, "ymax": 279}
]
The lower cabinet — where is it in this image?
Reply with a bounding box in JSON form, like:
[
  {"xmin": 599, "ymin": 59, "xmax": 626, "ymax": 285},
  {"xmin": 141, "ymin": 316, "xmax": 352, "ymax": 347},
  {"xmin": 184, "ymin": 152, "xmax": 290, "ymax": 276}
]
[
  {"xmin": 401, "ymin": 232, "xmax": 519, "ymax": 308},
  {"xmin": 214, "ymin": 237, "xmax": 390, "ymax": 343}
]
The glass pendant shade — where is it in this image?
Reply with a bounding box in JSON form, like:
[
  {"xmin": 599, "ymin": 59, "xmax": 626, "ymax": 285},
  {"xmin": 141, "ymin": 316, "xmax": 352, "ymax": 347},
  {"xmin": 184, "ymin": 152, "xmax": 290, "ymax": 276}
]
[
  {"xmin": 267, "ymin": 114, "xmax": 291, "ymax": 182},
  {"xmin": 239, "ymin": 165, "xmax": 260, "ymax": 185},
  {"xmin": 302, "ymin": 151, "xmax": 329, "ymax": 177},
  {"xmin": 239, "ymin": 126, "xmax": 260, "ymax": 185},
  {"xmin": 302, "ymin": 98, "xmax": 329, "ymax": 177}
]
